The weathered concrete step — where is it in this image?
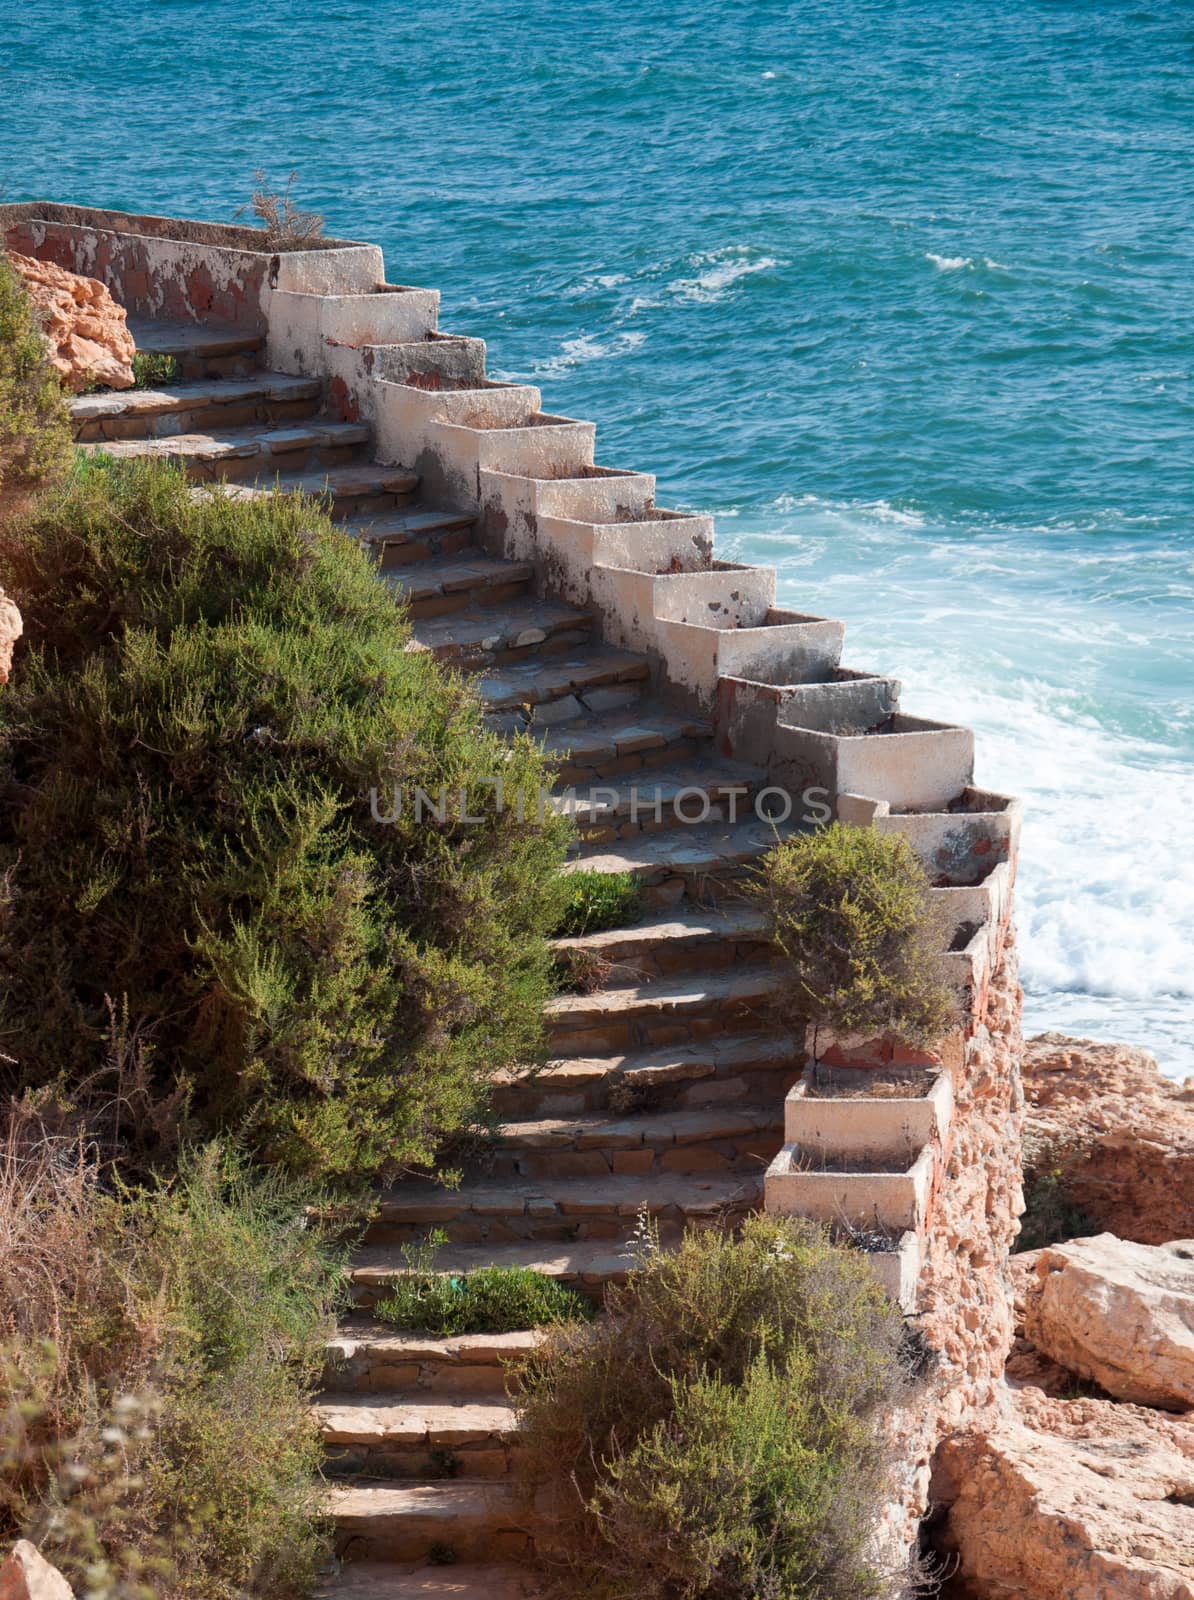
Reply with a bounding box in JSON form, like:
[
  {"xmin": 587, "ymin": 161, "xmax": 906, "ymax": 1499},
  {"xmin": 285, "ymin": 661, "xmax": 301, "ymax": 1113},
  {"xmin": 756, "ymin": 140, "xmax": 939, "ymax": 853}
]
[
  {"xmin": 381, "ymin": 550, "xmax": 534, "ymax": 617},
  {"xmin": 317, "ymin": 1560, "xmax": 543, "ymax": 1600},
  {"xmin": 552, "ymin": 903, "xmax": 771, "ymax": 982},
  {"xmin": 351, "ymin": 507, "xmax": 478, "ymax": 564},
  {"xmin": 127, "ymin": 316, "xmax": 265, "ymax": 381},
  {"xmin": 196, "ymin": 464, "xmax": 420, "ymax": 517},
  {"xmin": 489, "ymin": 1102, "xmax": 783, "ymax": 1181},
  {"xmin": 357, "ymin": 1170, "xmax": 761, "ymax": 1252},
  {"xmin": 69, "ymin": 373, "xmax": 323, "ymax": 440},
  {"xmin": 318, "ymin": 1392, "xmax": 520, "ymax": 1478},
  {"xmin": 565, "ymin": 818, "xmax": 797, "ymax": 908},
  {"xmin": 325, "ymin": 1322, "xmax": 541, "ymax": 1394},
  {"xmin": 491, "ymin": 1031, "xmax": 803, "ymax": 1118},
  {"xmin": 329, "ymin": 1479, "xmax": 541, "ymax": 1564},
  {"xmin": 563, "ymin": 759, "xmax": 767, "ymax": 840},
  {"xmin": 81, "ymin": 420, "xmax": 371, "ymax": 480},
  {"xmin": 477, "ymin": 648, "xmax": 648, "ymax": 720},
  {"xmin": 409, "ymin": 599, "xmax": 594, "ymax": 667},
  {"xmin": 128, "ymin": 316, "xmax": 265, "ymax": 359},
  {"xmin": 350, "ymin": 1237, "xmax": 656, "ymax": 1305},
  {"xmin": 544, "ymin": 965, "xmax": 780, "ymax": 1057},
  {"xmin": 538, "ymin": 708, "xmax": 713, "ymax": 785}
]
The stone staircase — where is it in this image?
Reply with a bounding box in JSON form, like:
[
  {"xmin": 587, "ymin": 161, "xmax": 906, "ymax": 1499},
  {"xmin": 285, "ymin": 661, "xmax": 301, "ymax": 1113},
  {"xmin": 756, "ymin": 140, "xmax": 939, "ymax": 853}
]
[{"xmin": 64, "ymin": 283, "xmax": 1020, "ymax": 1598}]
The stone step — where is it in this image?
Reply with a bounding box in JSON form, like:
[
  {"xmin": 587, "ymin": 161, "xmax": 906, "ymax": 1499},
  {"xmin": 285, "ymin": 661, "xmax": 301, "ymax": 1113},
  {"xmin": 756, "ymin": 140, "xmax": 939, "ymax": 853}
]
[
  {"xmin": 381, "ymin": 551, "xmax": 534, "ymax": 617},
  {"xmin": 127, "ymin": 315, "xmax": 265, "ymax": 381},
  {"xmin": 552, "ymin": 903, "xmax": 772, "ymax": 984},
  {"xmin": 409, "ymin": 599, "xmax": 594, "ymax": 668},
  {"xmin": 543, "ymin": 964, "xmax": 781, "ymax": 1057},
  {"xmin": 351, "ymin": 507, "xmax": 478, "ymax": 564},
  {"xmin": 489, "ymin": 1101, "xmax": 783, "ymax": 1181},
  {"xmin": 317, "ymin": 1560, "xmax": 543, "ymax": 1600},
  {"xmin": 491, "ymin": 1031, "xmax": 803, "ymax": 1119},
  {"xmin": 537, "ymin": 708, "xmax": 713, "ymax": 786},
  {"xmin": 561, "ymin": 759, "xmax": 768, "ymax": 842},
  {"xmin": 476, "ymin": 648, "xmax": 648, "ymax": 721},
  {"xmin": 325, "ymin": 1322, "xmax": 542, "ymax": 1395},
  {"xmin": 69, "ymin": 373, "xmax": 324, "ymax": 441},
  {"xmin": 318, "ymin": 1391, "xmax": 520, "ymax": 1479},
  {"xmin": 196, "ymin": 464, "xmax": 420, "ymax": 518},
  {"xmin": 329, "ymin": 1479, "xmax": 541, "ymax": 1564},
  {"xmin": 80, "ymin": 420, "xmax": 372, "ymax": 482},
  {"xmin": 357, "ymin": 1170, "xmax": 762, "ymax": 1253},
  {"xmin": 564, "ymin": 818, "xmax": 795, "ymax": 909}
]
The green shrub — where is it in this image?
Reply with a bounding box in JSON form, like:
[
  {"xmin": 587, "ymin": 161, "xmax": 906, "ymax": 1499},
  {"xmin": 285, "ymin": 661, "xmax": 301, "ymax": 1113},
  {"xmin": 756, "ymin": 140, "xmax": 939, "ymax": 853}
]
[
  {"xmin": 1, "ymin": 1130, "xmax": 346, "ymax": 1600},
  {"xmin": 750, "ymin": 823, "xmax": 955, "ymax": 1047},
  {"xmin": 0, "ymin": 458, "xmax": 572, "ymax": 1183},
  {"xmin": 377, "ymin": 1258, "xmax": 592, "ymax": 1336},
  {"xmin": 555, "ymin": 869, "xmax": 642, "ymax": 937},
  {"xmin": 1015, "ymin": 1130, "xmax": 1095, "ymax": 1253},
  {"xmin": 0, "ymin": 256, "xmax": 74, "ymax": 489},
  {"xmin": 130, "ymin": 352, "xmax": 180, "ymax": 389},
  {"xmin": 518, "ymin": 1215, "xmax": 915, "ymax": 1600}
]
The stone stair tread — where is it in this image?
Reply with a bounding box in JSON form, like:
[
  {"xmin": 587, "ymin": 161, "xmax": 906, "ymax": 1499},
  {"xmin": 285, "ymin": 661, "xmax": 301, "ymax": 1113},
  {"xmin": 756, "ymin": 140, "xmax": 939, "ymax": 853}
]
[
  {"xmin": 126, "ymin": 316, "xmax": 264, "ymax": 357},
  {"xmin": 551, "ymin": 902, "xmax": 768, "ymax": 954},
  {"xmin": 328, "ymin": 1322, "xmax": 543, "ymax": 1365},
  {"xmin": 537, "ymin": 708, "xmax": 712, "ymax": 762},
  {"xmin": 80, "ymin": 420, "xmax": 370, "ymax": 463},
  {"xmin": 196, "ymin": 464, "xmax": 420, "ymax": 501},
  {"xmin": 409, "ymin": 599, "xmax": 591, "ymax": 657},
  {"xmin": 69, "ymin": 372, "xmax": 322, "ymax": 420},
  {"xmin": 363, "ymin": 1170, "xmax": 762, "ymax": 1231},
  {"xmin": 544, "ymin": 964, "xmax": 779, "ymax": 1021},
  {"xmin": 561, "ymin": 759, "xmax": 767, "ymax": 820},
  {"xmin": 351, "ymin": 1238, "xmax": 652, "ymax": 1289},
  {"xmin": 328, "ymin": 1476, "xmax": 537, "ymax": 1528},
  {"xmin": 495, "ymin": 1032, "xmax": 800, "ymax": 1095},
  {"xmin": 351, "ymin": 507, "xmax": 478, "ymax": 544},
  {"xmin": 565, "ymin": 817, "xmax": 794, "ymax": 878},
  {"xmin": 380, "ymin": 551, "xmax": 533, "ymax": 603},
  {"xmin": 476, "ymin": 648, "xmax": 648, "ymax": 711},
  {"xmin": 317, "ymin": 1560, "xmax": 542, "ymax": 1600},
  {"xmin": 496, "ymin": 1102, "xmax": 781, "ymax": 1150},
  {"xmin": 317, "ymin": 1392, "xmax": 517, "ymax": 1446}
]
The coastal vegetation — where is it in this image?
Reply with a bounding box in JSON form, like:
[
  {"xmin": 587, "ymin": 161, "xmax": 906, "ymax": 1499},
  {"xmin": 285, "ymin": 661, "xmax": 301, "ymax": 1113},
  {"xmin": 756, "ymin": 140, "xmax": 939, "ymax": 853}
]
[
  {"xmin": 518, "ymin": 1214, "xmax": 915, "ymax": 1600},
  {"xmin": 374, "ymin": 1231, "xmax": 593, "ymax": 1335},
  {"xmin": 0, "ymin": 456, "xmax": 571, "ymax": 1185},
  {"xmin": 752, "ymin": 823, "xmax": 956, "ymax": 1048},
  {"xmin": 0, "ymin": 255, "xmax": 73, "ymax": 491}
]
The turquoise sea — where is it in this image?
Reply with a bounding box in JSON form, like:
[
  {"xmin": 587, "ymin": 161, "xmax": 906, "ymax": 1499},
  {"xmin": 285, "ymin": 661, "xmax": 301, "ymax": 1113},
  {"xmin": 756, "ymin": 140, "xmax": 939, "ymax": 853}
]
[{"xmin": 3, "ymin": 1, "xmax": 1192, "ymax": 1073}]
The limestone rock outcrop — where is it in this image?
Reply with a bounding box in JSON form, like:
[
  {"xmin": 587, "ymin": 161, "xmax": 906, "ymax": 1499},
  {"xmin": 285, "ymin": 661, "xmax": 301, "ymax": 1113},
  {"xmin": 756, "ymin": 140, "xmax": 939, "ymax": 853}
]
[
  {"xmin": 1024, "ymin": 1033, "xmax": 1194, "ymax": 1246},
  {"xmin": 935, "ymin": 1386, "xmax": 1194, "ymax": 1599},
  {"xmin": 0, "ymin": 588, "xmax": 21, "ymax": 682},
  {"xmin": 0, "ymin": 1542, "xmax": 74, "ymax": 1600},
  {"xmin": 7, "ymin": 252, "xmax": 135, "ymax": 392},
  {"xmin": 1020, "ymin": 1234, "xmax": 1194, "ymax": 1410}
]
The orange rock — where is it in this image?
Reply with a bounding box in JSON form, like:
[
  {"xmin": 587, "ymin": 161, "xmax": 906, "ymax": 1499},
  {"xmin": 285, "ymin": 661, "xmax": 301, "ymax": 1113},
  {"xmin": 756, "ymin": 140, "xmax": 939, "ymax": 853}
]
[
  {"xmin": 934, "ymin": 1385, "xmax": 1194, "ymax": 1599},
  {"xmin": 0, "ymin": 588, "xmax": 20, "ymax": 683},
  {"xmin": 1024, "ymin": 1032, "xmax": 1194, "ymax": 1245},
  {"xmin": 7, "ymin": 251, "xmax": 135, "ymax": 392}
]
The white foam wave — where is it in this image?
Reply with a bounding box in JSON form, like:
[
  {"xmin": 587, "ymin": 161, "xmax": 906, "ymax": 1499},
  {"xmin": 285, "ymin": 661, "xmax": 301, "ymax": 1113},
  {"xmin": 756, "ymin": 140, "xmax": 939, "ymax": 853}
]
[
  {"xmin": 524, "ymin": 330, "xmax": 646, "ymax": 378},
  {"xmin": 669, "ymin": 248, "xmax": 780, "ymax": 303},
  {"xmin": 926, "ymin": 252, "xmax": 972, "ymax": 272}
]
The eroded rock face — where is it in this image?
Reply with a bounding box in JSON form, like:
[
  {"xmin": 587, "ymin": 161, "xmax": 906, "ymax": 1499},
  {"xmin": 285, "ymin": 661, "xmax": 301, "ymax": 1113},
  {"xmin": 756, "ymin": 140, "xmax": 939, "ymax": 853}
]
[
  {"xmin": 1021, "ymin": 1234, "xmax": 1194, "ymax": 1411},
  {"xmin": 0, "ymin": 1542, "xmax": 74, "ymax": 1600},
  {"xmin": 1024, "ymin": 1033, "xmax": 1194, "ymax": 1246},
  {"xmin": 934, "ymin": 1386, "xmax": 1194, "ymax": 1600},
  {"xmin": 7, "ymin": 252, "xmax": 135, "ymax": 393},
  {"xmin": 0, "ymin": 588, "xmax": 21, "ymax": 683}
]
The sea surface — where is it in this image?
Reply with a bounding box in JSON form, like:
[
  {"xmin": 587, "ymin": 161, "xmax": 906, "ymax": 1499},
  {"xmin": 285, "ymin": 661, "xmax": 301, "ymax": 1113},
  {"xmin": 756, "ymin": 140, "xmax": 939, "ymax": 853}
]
[{"xmin": 3, "ymin": 0, "xmax": 1191, "ymax": 1073}]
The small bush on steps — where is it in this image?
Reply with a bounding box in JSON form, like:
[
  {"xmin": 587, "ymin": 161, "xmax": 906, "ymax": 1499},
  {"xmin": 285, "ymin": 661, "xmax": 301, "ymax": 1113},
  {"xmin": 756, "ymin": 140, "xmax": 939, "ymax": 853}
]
[
  {"xmin": 517, "ymin": 1214, "xmax": 919, "ymax": 1600},
  {"xmin": 751, "ymin": 822, "xmax": 956, "ymax": 1048},
  {"xmin": 555, "ymin": 869, "xmax": 642, "ymax": 937},
  {"xmin": 375, "ymin": 1230, "xmax": 593, "ymax": 1334},
  {"xmin": 0, "ymin": 457, "xmax": 573, "ymax": 1184}
]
